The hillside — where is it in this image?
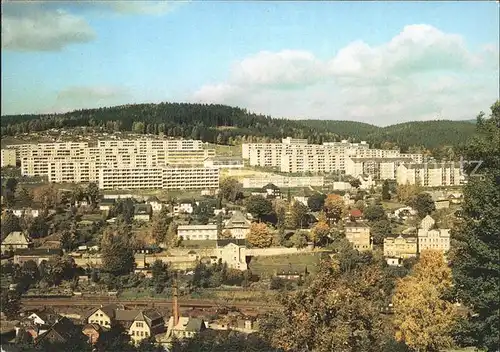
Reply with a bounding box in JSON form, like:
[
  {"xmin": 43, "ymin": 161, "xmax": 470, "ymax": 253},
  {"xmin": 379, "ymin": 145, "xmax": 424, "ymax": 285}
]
[{"xmin": 1, "ymin": 102, "xmax": 477, "ymax": 151}]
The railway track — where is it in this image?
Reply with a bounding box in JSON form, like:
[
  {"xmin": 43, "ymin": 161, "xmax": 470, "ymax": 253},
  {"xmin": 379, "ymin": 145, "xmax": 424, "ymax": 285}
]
[{"xmin": 21, "ymin": 296, "xmax": 279, "ymax": 312}]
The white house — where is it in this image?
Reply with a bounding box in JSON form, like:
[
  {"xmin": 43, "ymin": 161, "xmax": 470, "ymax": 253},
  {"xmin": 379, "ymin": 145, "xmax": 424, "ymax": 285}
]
[
  {"xmin": 174, "ymin": 202, "xmax": 194, "ymax": 215},
  {"xmin": 146, "ymin": 197, "xmax": 163, "ymax": 213},
  {"xmin": 224, "ymin": 211, "xmax": 251, "ymax": 239},
  {"xmin": 11, "ymin": 208, "xmax": 40, "ymax": 218},
  {"xmin": 177, "ymin": 225, "xmax": 218, "ymax": 241}
]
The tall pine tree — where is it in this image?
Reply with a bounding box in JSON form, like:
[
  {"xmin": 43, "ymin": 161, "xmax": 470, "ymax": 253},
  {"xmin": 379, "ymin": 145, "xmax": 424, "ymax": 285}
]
[{"xmin": 451, "ymin": 101, "xmax": 500, "ymax": 351}]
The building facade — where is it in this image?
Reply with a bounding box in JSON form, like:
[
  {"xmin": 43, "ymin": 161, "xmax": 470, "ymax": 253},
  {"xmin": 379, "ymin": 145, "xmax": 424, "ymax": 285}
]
[
  {"xmin": 1, "ymin": 149, "xmax": 17, "ymax": 167},
  {"xmin": 344, "ymin": 222, "xmax": 372, "ymax": 251},
  {"xmin": 383, "ymin": 235, "xmax": 418, "ymax": 259},
  {"xmin": 396, "ymin": 162, "xmax": 463, "ymax": 187},
  {"xmin": 177, "ymin": 225, "xmax": 218, "ymax": 241}
]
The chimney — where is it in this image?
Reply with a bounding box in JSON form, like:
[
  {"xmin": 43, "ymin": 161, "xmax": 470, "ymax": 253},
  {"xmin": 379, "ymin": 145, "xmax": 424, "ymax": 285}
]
[{"xmin": 173, "ymin": 272, "xmax": 179, "ymax": 327}]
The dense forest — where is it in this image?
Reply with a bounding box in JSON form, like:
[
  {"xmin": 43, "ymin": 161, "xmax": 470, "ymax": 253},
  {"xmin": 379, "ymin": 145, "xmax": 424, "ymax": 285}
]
[{"xmin": 1, "ymin": 102, "xmax": 477, "ymax": 152}]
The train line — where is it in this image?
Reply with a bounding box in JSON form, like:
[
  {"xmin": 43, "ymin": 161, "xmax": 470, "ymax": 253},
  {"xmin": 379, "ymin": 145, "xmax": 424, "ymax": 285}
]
[{"xmin": 21, "ymin": 296, "xmax": 279, "ymax": 312}]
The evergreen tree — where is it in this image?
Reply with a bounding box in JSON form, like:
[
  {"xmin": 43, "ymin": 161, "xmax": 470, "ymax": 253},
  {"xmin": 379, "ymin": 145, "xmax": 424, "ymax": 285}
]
[
  {"xmin": 451, "ymin": 101, "xmax": 500, "ymax": 351},
  {"xmin": 382, "ymin": 179, "xmax": 391, "ymax": 200}
]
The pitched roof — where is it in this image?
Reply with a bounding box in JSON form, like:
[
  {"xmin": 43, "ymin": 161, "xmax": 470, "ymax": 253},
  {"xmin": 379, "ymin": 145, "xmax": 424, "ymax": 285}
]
[
  {"xmin": 36, "ymin": 317, "xmax": 81, "ymax": 344},
  {"xmin": 262, "ymin": 183, "xmax": 280, "ymax": 190},
  {"xmin": 115, "ymin": 309, "xmax": 141, "ymax": 322},
  {"xmin": 2, "ymin": 232, "xmax": 31, "ymax": 246},
  {"xmin": 350, "ymin": 209, "xmax": 363, "ymax": 218},
  {"xmin": 225, "ymin": 211, "xmax": 250, "ymax": 229},
  {"xmin": 134, "ymin": 204, "xmax": 152, "ymax": 215},
  {"xmin": 184, "ymin": 318, "xmax": 204, "ymax": 332}
]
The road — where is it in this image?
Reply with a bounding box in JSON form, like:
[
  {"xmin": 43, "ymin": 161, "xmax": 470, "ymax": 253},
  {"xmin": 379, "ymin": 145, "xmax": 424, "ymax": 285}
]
[{"xmin": 21, "ymin": 296, "xmax": 279, "ymax": 312}]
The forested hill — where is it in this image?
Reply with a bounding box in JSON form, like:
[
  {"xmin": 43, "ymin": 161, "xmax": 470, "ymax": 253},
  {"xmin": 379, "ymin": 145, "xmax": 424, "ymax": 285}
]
[
  {"xmin": 299, "ymin": 119, "xmax": 477, "ymax": 151},
  {"xmin": 0, "ymin": 103, "xmax": 339, "ymax": 144},
  {"xmin": 1, "ymin": 102, "xmax": 477, "ymax": 150}
]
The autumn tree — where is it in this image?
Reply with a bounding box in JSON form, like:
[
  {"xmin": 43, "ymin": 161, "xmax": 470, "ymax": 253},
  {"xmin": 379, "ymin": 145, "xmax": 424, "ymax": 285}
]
[
  {"xmin": 150, "ymin": 208, "xmax": 173, "ymax": 244},
  {"xmin": 309, "ymin": 221, "xmax": 330, "ymax": 247},
  {"xmin": 246, "ymin": 195, "xmax": 273, "ymax": 221},
  {"xmin": 451, "ymin": 101, "xmax": 500, "ymax": 351},
  {"xmin": 396, "ymin": 183, "xmax": 420, "ymax": 204},
  {"xmin": 247, "ymin": 223, "xmax": 273, "ymax": 248},
  {"xmin": 219, "ymin": 177, "xmax": 243, "ymax": 202},
  {"xmin": 393, "ymin": 250, "xmax": 458, "ymax": 352},
  {"xmin": 33, "ymin": 184, "xmax": 59, "ymax": 210},
  {"xmin": 290, "ymin": 201, "xmax": 308, "ymax": 229},
  {"xmin": 324, "ymin": 194, "xmax": 345, "ymax": 223},
  {"xmin": 101, "ymin": 226, "xmax": 135, "ymax": 276},
  {"xmin": 260, "ymin": 258, "xmax": 389, "ymax": 352}
]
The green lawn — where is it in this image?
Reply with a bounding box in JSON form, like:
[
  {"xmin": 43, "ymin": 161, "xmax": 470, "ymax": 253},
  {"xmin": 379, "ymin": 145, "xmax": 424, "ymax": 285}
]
[{"xmin": 248, "ymin": 252, "xmax": 325, "ymax": 278}]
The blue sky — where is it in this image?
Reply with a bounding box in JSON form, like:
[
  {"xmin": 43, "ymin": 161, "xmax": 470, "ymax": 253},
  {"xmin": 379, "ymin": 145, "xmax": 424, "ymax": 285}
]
[{"xmin": 2, "ymin": 1, "xmax": 499, "ymax": 125}]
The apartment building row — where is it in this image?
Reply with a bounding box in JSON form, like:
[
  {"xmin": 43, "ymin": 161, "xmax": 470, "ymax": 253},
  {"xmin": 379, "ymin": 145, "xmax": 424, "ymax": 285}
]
[
  {"xmin": 242, "ymin": 138, "xmax": 423, "ymax": 175},
  {"xmin": 5, "ymin": 139, "xmax": 220, "ymax": 190},
  {"xmin": 242, "ymin": 175, "xmax": 325, "ymax": 188}
]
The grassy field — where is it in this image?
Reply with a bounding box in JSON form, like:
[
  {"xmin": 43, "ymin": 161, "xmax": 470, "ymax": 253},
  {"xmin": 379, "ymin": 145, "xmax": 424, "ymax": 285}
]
[
  {"xmin": 381, "ymin": 200, "xmax": 406, "ymax": 210},
  {"xmin": 207, "ymin": 143, "xmax": 241, "ymax": 157},
  {"xmin": 248, "ymin": 252, "xmax": 324, "ymax": 278}
]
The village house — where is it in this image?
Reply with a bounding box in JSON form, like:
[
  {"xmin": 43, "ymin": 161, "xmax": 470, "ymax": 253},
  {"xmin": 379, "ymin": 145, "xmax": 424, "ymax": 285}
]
[
  {"xmin": 383, "ymin": 235, "xmax": 418, "ymax": 266},
  {"xmin": 11, "ymin": 208, "xmax": 40, "ymax": 218},
  {"xmin": 13, "ymin": 248, "xmax": 63, "ymax": 265},
  {"xmin": 417, "ymin": 215, "xmax": 450, "ymax": 253},
  {"xmin": 1, "ymin": 231, "xmax": 33, "ymax": 254},
  {"xmin": 86, "ymin": 304, "xmax": 165, "ymax": 344},
  {"xmin": 15, "ymin": 308, "xmax": 61, "ymax": 341},
  {"xmin": 34, "ymin": 317, "xmax": 85, "ymax": 346},
  {"xmin": 146, "ymin": 196, "xmax": 163, "ymax": 213},
  {"xmin": 344, "ymin": 221, "xmax": 372, "ymax": 251},
  {"xmin": 173, "ymin": 201, "xmax": 194, "ymax": 215},
  {"xmin": 82, "ymin": 323, "xmax": 107, "ymax": 345},
  {"xmin": 262, "ymin": 183, "xmax": 281, "ymax": 198},
  {"xmin": 177, "ymin": 224, "xmax": 218, "ymax": 241},
  {"xmin": 215, "ymin": 242, "xmax": 248, "ymax": 270},
  {"xmin": 133, "ymin": 204, "xmax": 152, "ymax": 222},
  {"xmin": 224, "ymin": 211, "xmax": 251, "ymax": 239}
]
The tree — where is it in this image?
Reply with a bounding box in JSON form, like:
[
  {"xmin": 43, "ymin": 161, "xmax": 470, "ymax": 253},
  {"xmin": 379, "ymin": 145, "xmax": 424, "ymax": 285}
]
[
  {"xmin": 1, "ymin": 289, "xmax": 21, "ymax": 319},
  {"xmin": 370, "ymin": 219, "xmax": 392, "ymax": 245},
  {"xmin": 1, "ymin": 211, "xmax": 21, "ymax": 240},
  {"xmin": 451, "ymin": 101, "xmax": 500, "ymax": 351},
  {"xmin": 324, "ymin": 194, "xmax": 345, "ymax": 223},
  {"xmin": 96, "ymin": 323, "xmax": 136, "ymax": 352},
  {"xmin": 151, "ymin": 260, "xmax": 170, "ymax": 293},
  {"xmin": 137, "ymin": 337, "xmax": 164, "ymax": 352},
  {"xmin": 382, "ymin": 180, "xmax": 391, "ymax": 200},
  {"xmin": 309, "ymin": 221, "xmax": 330, "ymax": 247},
  {"xmin": 4, "ymin": 177, "xmax": 18, "ymax": 206},
  {"xmin": 354, "ymin": 200, "xmax": 365, "ymax": 212},
  {"xmin": 307, "ymin": 193, "xmax": 326, "ymax": 212},
  {"xmin": 86, "ymin": 182, "xmax": 100, "ymax": 206},
  {"xmin": 246, "ymin": 195, "xmax": 273, "ymax": 221},
  {"xmin": 364, "ymin": 204, "xmax": 387, "ymax": 222},
  {"xmin": 396, "ymin": 183, "xmax": 420, "ymax": 204},
  {"xmin": 220, "ymin": 229, "xmax": 233, "ymax": 239},
  {"xmin": 111, "ymin": 198, "xmax": 135, "ymax": 223},
  {"xmin": 349, "ymin": 179, "xmax": 361, "ymax": 188},
  {"xmin": 289, "ymin": 230, "xmax": 309, "ymax": 249},
  {"xmin": 101, "ymin": 227, "xmax": 135, "ymax": 276},
  {"xmin": 259, "ymin": 258, "xmax": 388, "ymax": 352},
  {"xmin": 219, "ymin": 177, "xmax": 243, "ymax": 202},
  {"xmin": 15, "ymin": 186, "xmax": 33, "ymax": 207},
  {"xmin": 150, "ymin": 208, "xmax": 173, "ymax": 244},
  {"xmin": 290, "ymin": 201, "xmax": 308, "ymax": 229},
  {"xmin": 33, "ymin": 184, "xmax": 59, "ymax": 211},
  {"xmin": 247, "ymin": 223, "xmax": 273, "ymax": 248},
  {"xmin": 408, "ymin": 193, "xmax": 436, "ymax": 219},
  {"xmin": 393, "ymin": 250, "xmax": 458, "ymax": 352},
  {"xmin": 27, "ymin": 216, "xmax": 49, "ymax": 238}
]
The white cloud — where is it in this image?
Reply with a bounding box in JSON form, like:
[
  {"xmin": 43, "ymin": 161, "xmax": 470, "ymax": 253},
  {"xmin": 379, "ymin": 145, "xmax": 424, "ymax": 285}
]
[
  {"xmin": 57, "ymin": 86, "xmax": 129, "ymax": 102},
  {"xmin": 105, "ymin": 1, "xmax": 187, "ymax": 16},
  {"xmin": 192, "ymin": 24, "xmax": 499, "ymax": 125},
  {"xmin": 2, "ymin": 6, "xmax": 95, "ymax": 52}
]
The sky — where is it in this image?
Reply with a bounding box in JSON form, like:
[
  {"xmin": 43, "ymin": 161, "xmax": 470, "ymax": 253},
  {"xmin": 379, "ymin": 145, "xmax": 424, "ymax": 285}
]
[{"xmin": 1, "ymin": 1, "xmax": 499, "ymax": 125}]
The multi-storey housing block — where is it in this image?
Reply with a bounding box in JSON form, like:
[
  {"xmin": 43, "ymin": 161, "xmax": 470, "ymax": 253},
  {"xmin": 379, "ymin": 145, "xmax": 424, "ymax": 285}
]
[
  {"xmin": 396, "ymin": 162, "xmax": 462, "ymax": 187},
  {"xmin": 1, "ymin": 149, "xmax": 17, "ymax": 167},
  {"xmin": 242, "ymin": 138, "xmax": 423, "ymax": 175}
]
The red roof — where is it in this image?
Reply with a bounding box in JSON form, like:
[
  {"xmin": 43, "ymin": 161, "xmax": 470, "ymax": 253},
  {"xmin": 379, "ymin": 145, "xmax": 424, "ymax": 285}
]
[{"xmin": 350, "ymin": 209, "xmax": 363, "ymax": 218}]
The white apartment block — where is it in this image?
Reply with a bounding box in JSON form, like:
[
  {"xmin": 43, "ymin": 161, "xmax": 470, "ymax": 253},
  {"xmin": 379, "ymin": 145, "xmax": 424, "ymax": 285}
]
[
  {"xmin": 242, "ymin": 175, "xmax": 324, "ymax": 188},
  {"xmin": 242, "ymin": 138, "xmax": 423, "ymax": 175},
  {"xmin": 177, "ymin": 224, "xmax": 218, "ymax": 241},
  {"xmin": 17, "ymin": 139, "xmax": 219, "ymax": 190},
  {"xmin": 98, "ymin": 165, "xmax": 219, "ymax": 190},
  {"xmin": 345, "ymin": 157, "xmax": 416, "ymax": 180},
  {"xmin": 396, "ymin": 162, "xmax": 462, "ymax": 187},
  {"xmin": 1, "ymin": 149, "xmax": 17, "ymax": 167}
]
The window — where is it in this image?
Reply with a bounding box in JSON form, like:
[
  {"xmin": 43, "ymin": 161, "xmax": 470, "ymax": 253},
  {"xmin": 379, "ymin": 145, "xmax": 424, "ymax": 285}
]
[
  {"xmin": 131, "ymin": 331, "xmax": 135, "ymax": 336},
  {"xmin": 140, "ymin": 331, "xmax": 144, "ymax": 336},
  {"xmin": 136, "ymin": 322, "xmax": 144, "ymax": 328}
]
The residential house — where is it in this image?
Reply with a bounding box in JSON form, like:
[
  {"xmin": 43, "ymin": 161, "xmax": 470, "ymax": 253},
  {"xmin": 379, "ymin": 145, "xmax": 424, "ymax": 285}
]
[
  {"xmin": 146, "ymin": 197, "xmax": 163, "ymax": 213},
  {"xmin": 1, "ymin": 232, "xmax": 33, "ymax": 254},
  {"xmin": 86, "ymin": 304, "xmax": 165, "ymax": 344},
  {"xmin": 13, "ymin": 248, "xmax": 62, "ymax": 265},
  {"xmin": 342, "ymin": 193, "xmax": 356, "ymax": 206},
  {"xmin": 15, "ymin": 308, "xmax": 60, "ymax": 341},
  {"xmin": 383, "ymin": 235, "xmax": 418, "ymax": 266},
  {"xmin": 11, "ymin": 208, "xmax": 40, "ymax": 218},
  {"xmin": 418, "ymin": 216, "xmax": 450, "ymax": 253},
  {"xmin": 435, "ymin": 199, "xmax": 450, "ymax": 209},
  {"xmin": 357, "ymin": 174, "xmax": 375, "ymax": 190},
  {"xmin": 35, "ymin": 317, "xmax": 85, "ymax": 346},
  {"xmin": 216, "ymin": 242, "xmax": 248, "ymax": 270},
  {"xmin": 177, "ymin": 224, "xmax": 218, "ymax": 241},
  {"xmin": 82, "ymin": 323, "xmax": 106, "ymax": 345},
  {"xmin": 262, "ymin": 183, "xmax": 281, "ymax": 198},
  {"xmin": 344, "ymin": 222, "xmax": 372, "ymax": 251},
  {"xmin": 133, "ymin": 204, "xmax": 152, "ymax": 222},
  {"xmin": 293, "ymin": 196, "xmax": 309, "ymax": 206},
  {"xmin": 99, "ymin": 199, "xmax": 115, "ymax": 212},
  {"xmin": 173, "ymin": 202, "xmax": 194, "ymax": 215},
  {"xmin": 349, "ymin": 209, "xmax": 363, "ymax": 221},
  {"xmin": 224, "ymin": 211, "xmax": 251, "ymax": 239},
  {"xmin": 166, "ymin": 316, "xmax": 206, "ymax": 340}
]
